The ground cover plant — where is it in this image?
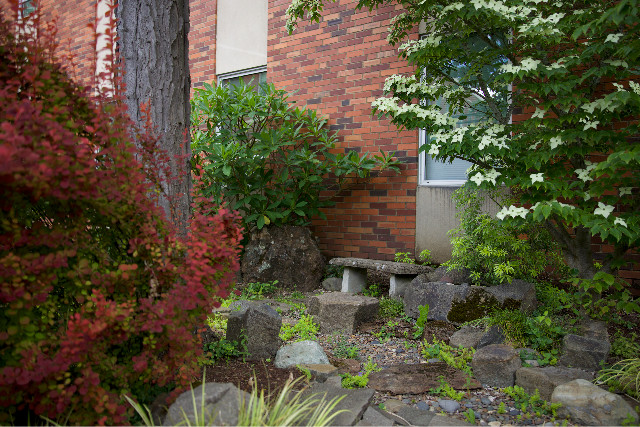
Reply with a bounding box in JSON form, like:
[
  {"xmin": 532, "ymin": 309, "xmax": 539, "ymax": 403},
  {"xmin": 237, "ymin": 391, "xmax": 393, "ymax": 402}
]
[{"xmin": 0, "ymin": 8, "xmax": 242, "ymax": 425}]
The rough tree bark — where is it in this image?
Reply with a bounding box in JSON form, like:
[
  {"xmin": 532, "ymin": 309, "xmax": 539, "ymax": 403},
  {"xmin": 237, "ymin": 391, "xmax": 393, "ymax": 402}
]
[{"xmin": 116, "ymin": 0, "xmax": 191, "ymax": 235}]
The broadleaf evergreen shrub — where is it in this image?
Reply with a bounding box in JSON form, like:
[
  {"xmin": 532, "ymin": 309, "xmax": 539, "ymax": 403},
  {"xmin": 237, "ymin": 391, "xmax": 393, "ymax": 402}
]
[
  {"xmin": 0, "ymin": 9, "xmax": 242, "ymax": 425},
  {"xmin": 191, "ymin": 81, "xmax": 401, "ymax": 231}
]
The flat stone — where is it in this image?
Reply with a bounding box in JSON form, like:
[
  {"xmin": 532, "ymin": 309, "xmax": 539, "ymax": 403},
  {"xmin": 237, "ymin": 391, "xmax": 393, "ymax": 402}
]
[
  {"xmin": 395, "ymin": 406, "xmax": 437, "ymax": 426},
  {"xmin": 551, "ymin": 379, "xmax": 639, "ymax": 426},
  {"xmin": 307, "ymin": 292, "xmax": 379, "ymax": 334},
  {"xmin": 449, "ymin": 326, "xmax": 485, "ymax": 349},
  {"xmin": 330, "ymin": 257, "xmax": 433, "ymax": 275},
  {"xmin": 559, "ymin": 334, "xmax": 610, "ymax": 371},
  {"xmin": 298, "ymin": 363, "xmax": 338, "ymax": 382},
  {"xmin": 322, "ymin": 277, "xmax": 343, "ymax": 292},
  {"xmin": 472, "ymin": 344, "xmax": 521, "ymax": 387},
  {"xmin": 477, "ymin": 325, "xmax": 506, "ymax": 349},
  {"xmin": 357, "ymin": 406, "xmax": 394, "ymax": 426},
  {"xmin": 438, "ymin": 399, "xmax": 461, "ymax": 413},
  {"xmin": 303, "ymin": 382, "xmax": 374, "ymax": 426},
  {"xmin": 516, "ymin": 366, "xmax": 594, "ymax": 401},
  {"xmin": 162, "ymin": 382, "xmax": 249, "ymax": 426},
  {"xmin": 429, "ymin": 414, "xmax": 472, "ymax": 426},
  {"xmin": 275, "ymin": 340, "xmax": 329, "ymax": 368},
  {"xmin": 367, "ymin": 363, "xmax": 482, "ymax": 394}
]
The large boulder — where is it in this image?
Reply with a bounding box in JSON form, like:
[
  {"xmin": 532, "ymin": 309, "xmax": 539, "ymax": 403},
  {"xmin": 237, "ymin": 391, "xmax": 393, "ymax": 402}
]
[
  {"xmin": 515, "ymin": 366, "xmax": 594, "ymax": 401},
  {"xmin": 226, "ymin": 302, "xmax": 282, "ymax": 360},
  {"xmin": 551, "ymin": 379, "xmax": 639, "ymax": 426},
  {"xmin": 275, "ymin": 340, "xmax": 329, "ymax": 368},
  {"xmin": 162, "ymin": 383, "xmax": 249, "ymax": 426},
  {"xmin": 241, "ymin": 225, "xmax": 324, "ymax": 292},
  {"xmin": 403, "ymin": 278, "xmax": 536, "ymax": 324},
  {"xmin": 307, "ymin": 292, "xmax": 379, "ymax": 334},
  {"xmin": 471, "ymin": 344, "xmax": 521, "ymax": 387}
]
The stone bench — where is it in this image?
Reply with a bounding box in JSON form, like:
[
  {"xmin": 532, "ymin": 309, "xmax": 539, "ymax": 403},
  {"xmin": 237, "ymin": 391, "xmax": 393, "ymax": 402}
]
[{"xmin": 329, "ymin": 257, "xmax": 433, "ymax": 298}]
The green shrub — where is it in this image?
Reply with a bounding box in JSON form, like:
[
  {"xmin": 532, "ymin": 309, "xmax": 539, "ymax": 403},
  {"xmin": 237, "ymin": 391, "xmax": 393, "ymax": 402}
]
[
  {"xmin": 394, "ymin": 249, "xmax": 432, "ymax": 265},
  {"xmin": 611, "ymin": 333, "xmax": 640, "ymax": 359},
  {"xmin": 430, "ymin": 377, "xmax": 465, "ymax": 401},
  {"xmin": 422, "ymin": 339, "xmax": 475, "ymax": 376},
  {"xmin": 191, "ymin": 81, "xmax": 400, "ymax": 230},
  {"xmin": 445, "ymin": 186, "xmax": 567, "ymax": 285},
  {"xmin": 413, "ymin": 304, "xmax": 429, "ymax": 339},
  {"xmin": 340, "ymin": 359, "xmax": 381, "ymax": 389},
  {"xmin": 331, "ymin": 336, "xmax": 360, "ymax": 360},
  {"xmin": 203, "ymin": 338, "xmax": 248, "ymax": 364}
]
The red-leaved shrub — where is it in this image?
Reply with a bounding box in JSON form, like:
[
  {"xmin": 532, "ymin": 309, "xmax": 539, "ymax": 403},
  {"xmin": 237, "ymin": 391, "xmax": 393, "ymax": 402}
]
[{"xmin": 0, "ymin": 6, "xmax": 241, "ymax": 425}]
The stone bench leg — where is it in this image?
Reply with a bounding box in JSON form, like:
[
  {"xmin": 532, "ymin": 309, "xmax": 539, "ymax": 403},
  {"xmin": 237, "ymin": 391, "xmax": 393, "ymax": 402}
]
[
  {"xmin": 389, "ymin": 274, "xmax": 415, "ymax": 298},
  {"xmin": 341, "ymin": 267, "xmax": 367, "ymax": 293}
]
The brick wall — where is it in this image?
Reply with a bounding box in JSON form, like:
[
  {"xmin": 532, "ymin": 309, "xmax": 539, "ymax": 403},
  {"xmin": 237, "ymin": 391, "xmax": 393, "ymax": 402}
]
[
  {"xmin": 189, "ymin": 0, "xmax": 216, "ymax": 93},
  {"xmin": 268, "ymin": 0, "xmax": 420, "ymax": 260}
]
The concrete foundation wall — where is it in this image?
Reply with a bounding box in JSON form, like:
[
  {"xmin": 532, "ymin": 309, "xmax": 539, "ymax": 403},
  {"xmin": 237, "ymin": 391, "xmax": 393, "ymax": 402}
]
[{"xmin": 415, "ymin": 186, "xmax": 500, "ymax": 264}]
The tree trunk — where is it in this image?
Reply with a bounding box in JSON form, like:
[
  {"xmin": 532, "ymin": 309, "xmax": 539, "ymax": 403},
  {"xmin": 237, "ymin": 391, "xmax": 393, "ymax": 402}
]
[{"xmin": 116, "ymin": 0, "xmax": 191, "ymax": 235}]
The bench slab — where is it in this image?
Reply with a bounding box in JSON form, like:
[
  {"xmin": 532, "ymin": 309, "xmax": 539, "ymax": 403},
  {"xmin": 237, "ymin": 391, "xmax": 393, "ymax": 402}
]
[{"xmin": 329, "ymin": 257, "xmax": 433, "ymax": 297}]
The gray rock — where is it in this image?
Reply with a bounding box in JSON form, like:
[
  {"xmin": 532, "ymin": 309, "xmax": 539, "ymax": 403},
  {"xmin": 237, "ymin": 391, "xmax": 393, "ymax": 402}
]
[
  {"xmin": 302, "ymin": 382, "xmax": 374, "ymax": 426},
  {"xmin": 551, "ymin": 379, "xmax": 639, "ymax": 426},
  {"xmin": 367, "ymin": 363, "xmax": 482, "ymax": 395},
  {"xmin": 439, "ymin": 267, "xmax": 473, "ymax": 285},
  {"xmin": 307, "ymin": 292, "xmax": 379, "ymax": 334},
  {"xmin": 580, "ymin": 319, "xmax": 609, "ymax": 340},
  {"xmin": 472, "ymin": 344, "xmax": 521, "ymax": 387},
  {"xmin": 516, "ymin": 366, "xmax": 594, "ymax": 401},
  {"xmin": 241, "ymin": 225, "xmax": 325, "ymax": 291},
  {"xmin": 449, "ymin": 326, "xmax": 485, "ymax": 349},
  {"xmin": 226, "ymin": 302, "xmax": 282, "ymax": 360},
  {"xmin": 275, "ymin": 340, "xmax": 329, "ymax": 368},
  {"xmin": 162, "ymin": 382, "xmax": 249, "ymax": 426},
  {"xmin": 357, "ymin": 406, "xmax": 394, "ymax": 426},
  {"xmin": 403, "ymin": 278, "xmax": 536, "ymax": 324},
  {"xmin": 477, "ymin": 325, "xmax": 506, "ymax": 349},
  {"xmin": 559, "ymin": 334, "xmax": 610, "ymax": 371},
  {"xmin": 438, "ymin": 399, "xmax": 461, "ymax": 413},
  {"xmin": 322, "ymin": 277, "xmax": 343, "ymax": 292},
  {"xmin": 395, "ymin": 406, "xmax": 436, "ymax": 425}
]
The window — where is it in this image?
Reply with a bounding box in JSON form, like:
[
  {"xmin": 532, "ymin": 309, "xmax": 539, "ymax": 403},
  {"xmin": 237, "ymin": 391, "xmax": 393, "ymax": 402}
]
[
  {"xmin": 418, "ymin": 34, "xmax": 508, "ymax": 186},
  {"xmin": 19, "ymin": 0, "xmax": 36, "ymax": 18},
  {"xmin": 217, "ymin": 66, "xmax": 267, "ymax": 89}
]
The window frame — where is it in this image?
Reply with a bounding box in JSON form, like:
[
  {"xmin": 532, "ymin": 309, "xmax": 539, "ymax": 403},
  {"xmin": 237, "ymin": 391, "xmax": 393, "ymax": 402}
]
[{"xmin": 217, "ymin": 65, "xmax": 267, "ymax": 87}]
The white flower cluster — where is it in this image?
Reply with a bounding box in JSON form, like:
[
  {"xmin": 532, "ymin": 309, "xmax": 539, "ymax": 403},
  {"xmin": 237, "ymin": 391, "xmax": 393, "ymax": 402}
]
[
  {"xmin": 372, "ymin": 97, "xmax": 457, "ymax": 126},
  {"xmin": 579, "ymin": 118, "xmax": 599, "ymax": 130},
  {"xmin": 496, "ymin": 205, "xmax": 529, "ymax": 220},
  {"xmin": 575, "ymin": 161, "xmax": 596, "ymax": 182},
  {"xmin": 428, "ymin": 144, "xmax": 440, "ymax": 156},
  {"xmin": 470, "ymin": 0, "xmax": 533, "ymax": 19},
  {"xmin": 619, "ymin": 187, "xmax": 633, "ymax": 196},
  {"xmin": 530, "ymin": 173, "xmax": 544, "ymax": 184},
  {"xmin": 629, "ymin": 81, "xmax": 640, "ymax": 95},
  {"xmin": 582, "ymin": 97, "xmax": 617, "ymax": 114},
  {"xmin": 614, "ymin": 217, "xmax": 627, "ymax": 227},
  {"xmin": 549, "ymin": 136, "xmax": 563, "ymax": 149},
  {"xmin": 518, "ymin": 12, "xmax": 564, "ymax": 36},
  {"xmin": 478, "ymin": 125, "xmax": 508, "ymax": 150},
  {"xmin": 400, "ymin": 35, "xmax": 442, "ymax": 55},
  {"xmin": 531, "ymin": 108, "xmax": 545, "ymax": 119},
  {"xmin": 605, "ymin": 33, "xmax": 624, "ymax": 43},
  {"xmin": 470, "ymin": 168, "xmax": 501, "ymax": 186},
  {"xmin": 501, "ymin": 58, "xmax": 541, "ymax": 74}
]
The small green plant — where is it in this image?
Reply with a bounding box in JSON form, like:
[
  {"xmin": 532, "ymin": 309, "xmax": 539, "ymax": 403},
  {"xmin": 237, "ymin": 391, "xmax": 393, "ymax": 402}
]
[
  {"xmin": 374, "ymin": 320, "xmax": 399, "ymax": 342},
  {"xmin": 379, "ymin": 296, "xmax": 404, "ymax": 319},
  {"xmin": 289, "ymin": 291, "xmax": 305, "ymax": 300},
  {"xmin": 413, "ymin": 304, "xmax": 429, "ymax": 339},
  {"xmin": 611, "ymin": 332, "xmax": 640, "ymax": 359},
  {"xmin": 279, "ymin": 314, "xmax": 319, "ymax": 342},
  {"xmin": 394, "ymin": 249, "xmax": 432, "ymax": 265},
  {"xmin": 430, "ymin": 376, "xmax": 465, "ymax": 401},
  {"xmin": 464, "ymin": 408, "xmax": 476, "ymax": 424},
  {"xmin": 203, "ymin": 338, "xmax": 248, "ymax": 364},
  {"xmin": 332, "ymin": 336, "xmax": 360, "ymax": 360},
  {"xmin": 340, "ymin": 358, "xmax": 381, "ymax": 389},
  {"xmin": 363, "ymin": 282, "xmax": 383, "ymax": 297},
  {"xmin": 597, "ymin": 358, "xmax": 640, "ymax": 399},
  {"xmin": 497, "ymin": 401, "xmax": 507, "ymax": 414},
  {"xmin": 296, "ymin": 365, "xmax": 313, "ymax": 382},
  {"xmin": 503, "ymin": 385, "xmax": 562, "ymax": 417},
  {"xmin": 241, "ymin": 281, "xmax": 279, "ymax": 299},
  {"xmin": 422, "ymin": 338, "xmax": 475, "ymax": 376}
]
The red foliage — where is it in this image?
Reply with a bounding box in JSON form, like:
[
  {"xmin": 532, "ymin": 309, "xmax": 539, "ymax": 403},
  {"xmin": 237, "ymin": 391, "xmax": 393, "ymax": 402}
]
[{"xmin": 0, "ymin": 5, "xmax": 242, "ymax": 425}]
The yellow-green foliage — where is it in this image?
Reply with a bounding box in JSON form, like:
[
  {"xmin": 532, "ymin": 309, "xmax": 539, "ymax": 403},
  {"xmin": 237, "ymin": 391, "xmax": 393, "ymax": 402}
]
[{"xmin": 279, "ymin": 315, "xmax": 319, "ymax": 342}]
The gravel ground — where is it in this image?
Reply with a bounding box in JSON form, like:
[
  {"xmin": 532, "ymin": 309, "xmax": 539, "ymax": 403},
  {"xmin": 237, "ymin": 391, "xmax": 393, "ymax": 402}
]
[{"xmin": 315, "ymin": 331, "xmax": 565, "ymax": 426}]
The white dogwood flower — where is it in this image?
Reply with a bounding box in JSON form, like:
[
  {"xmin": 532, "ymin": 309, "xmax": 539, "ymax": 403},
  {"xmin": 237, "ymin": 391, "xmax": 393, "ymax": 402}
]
[
  {"xmin": 530, "ymin": 173, "xmax": 544, "ymax": 184},
  {"xmin": 614, "ymin": 217, "xmax": 627, "ymax": 227},
  {"xmin": 594, "ymin": 202, "xmax": 614, "ymax": 218}
]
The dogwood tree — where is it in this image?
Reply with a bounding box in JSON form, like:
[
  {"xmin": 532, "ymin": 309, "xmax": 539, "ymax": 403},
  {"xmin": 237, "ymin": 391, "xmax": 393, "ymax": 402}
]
[{"xmin": 288, "ymin": 0, "xmax": 640, "ymax": 308}]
